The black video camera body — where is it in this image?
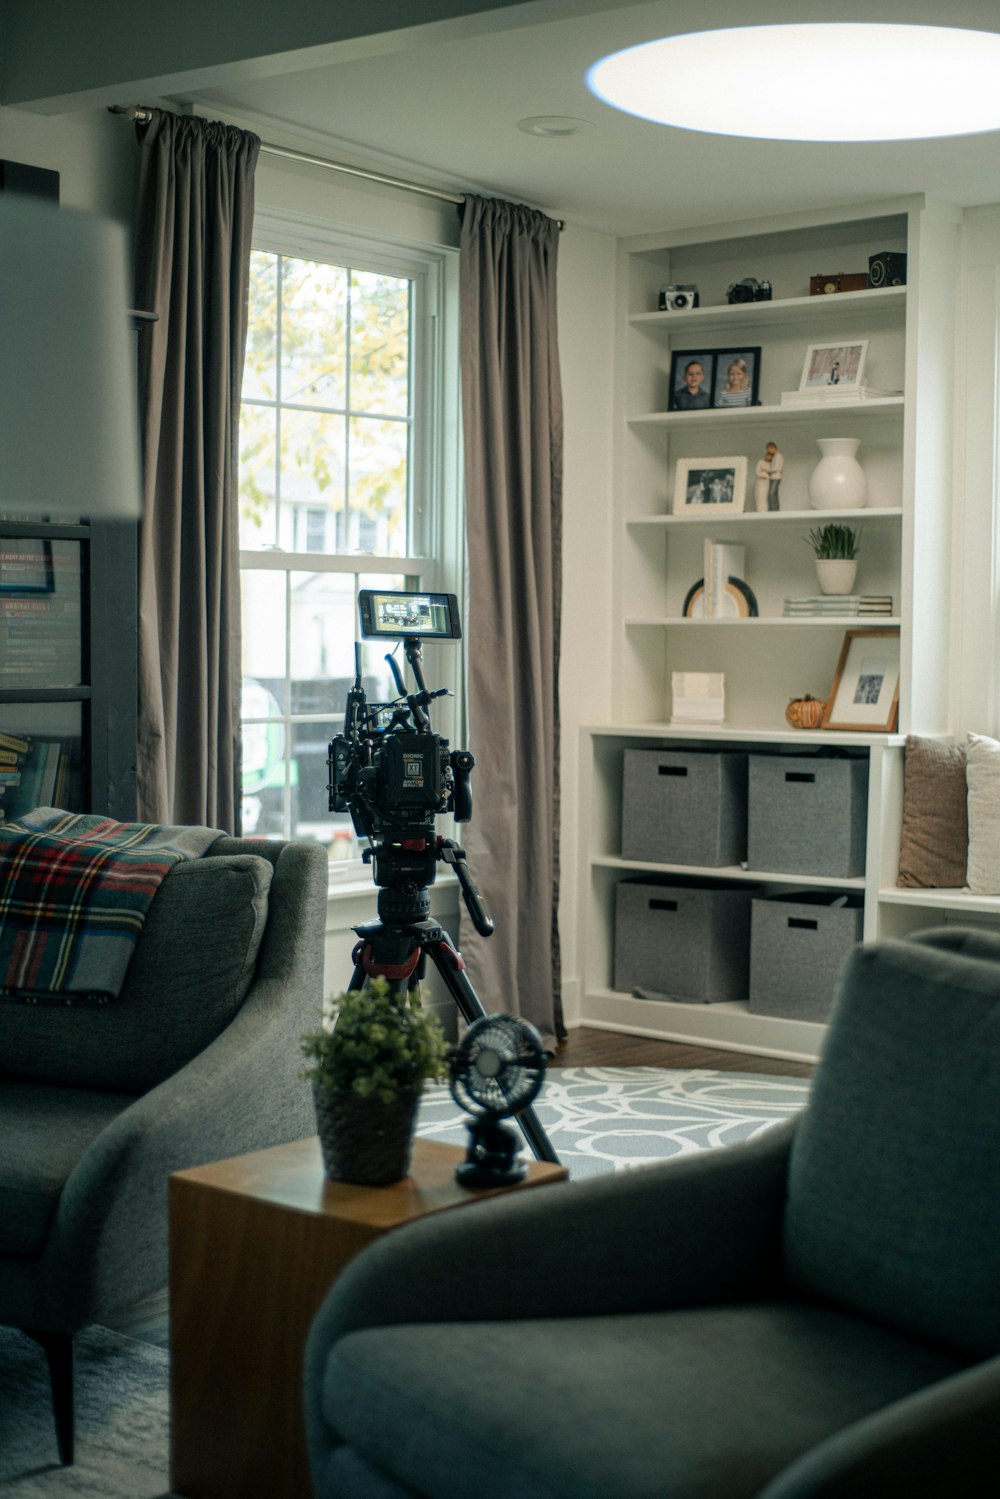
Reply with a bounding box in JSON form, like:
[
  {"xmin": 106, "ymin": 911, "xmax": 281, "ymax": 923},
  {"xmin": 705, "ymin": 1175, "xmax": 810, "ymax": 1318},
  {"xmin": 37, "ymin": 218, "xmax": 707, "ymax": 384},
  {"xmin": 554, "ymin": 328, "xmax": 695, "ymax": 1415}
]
[{"xmin": 329, "ymin": 726, "xmax": 470, "ymax": 838}]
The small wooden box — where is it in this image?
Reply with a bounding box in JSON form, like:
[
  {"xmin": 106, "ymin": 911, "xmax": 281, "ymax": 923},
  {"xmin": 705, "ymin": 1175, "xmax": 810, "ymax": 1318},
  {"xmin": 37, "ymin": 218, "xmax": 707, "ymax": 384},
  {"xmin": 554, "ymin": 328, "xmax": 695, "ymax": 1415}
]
[{"xmin": 810, "ymin": 272, "xmax": 870, "ymax": 295}]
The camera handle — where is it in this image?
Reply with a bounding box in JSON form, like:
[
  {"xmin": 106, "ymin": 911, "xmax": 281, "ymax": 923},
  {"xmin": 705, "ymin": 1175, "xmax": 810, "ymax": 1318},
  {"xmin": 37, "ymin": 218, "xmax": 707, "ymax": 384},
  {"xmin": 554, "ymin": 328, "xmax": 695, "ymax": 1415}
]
[{"xmin": 437, "ymin": 837, "xmax": 493, "ymax": 936}]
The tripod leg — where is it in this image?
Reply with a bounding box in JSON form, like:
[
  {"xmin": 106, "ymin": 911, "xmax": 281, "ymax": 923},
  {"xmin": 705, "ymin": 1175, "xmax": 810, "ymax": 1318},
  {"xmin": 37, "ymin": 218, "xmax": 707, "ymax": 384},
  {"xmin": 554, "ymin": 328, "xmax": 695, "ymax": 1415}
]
[{"xmin": 423, "ymin": 939, "xmax": 560, "ymax": 1165}]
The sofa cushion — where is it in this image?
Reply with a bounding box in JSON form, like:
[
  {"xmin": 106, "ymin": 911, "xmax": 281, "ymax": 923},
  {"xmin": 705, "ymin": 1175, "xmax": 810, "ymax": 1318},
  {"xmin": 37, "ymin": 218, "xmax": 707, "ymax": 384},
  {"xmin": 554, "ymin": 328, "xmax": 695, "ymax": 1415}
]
[
  {"xmin": 966, "ymin": 732, "xmax": 1000, "ymax": 893},
  {"xmin": 317, "ymin": 1304, "xmax": 962, "ymax": 1499},
  {"xmin": 0, "ymin": 1080, "xmax": 134, "ymax": 1254},
  {"xmin": 784, "ymin": 938, "xmax": 1000, "ymax": 1358},
  {"xmin": 0, "ymin": 854, "xmax": 272, "ymax": 1093},
  {"xmin": 896, "ymin": 735, "xmax": 968, "ymax": 888}
]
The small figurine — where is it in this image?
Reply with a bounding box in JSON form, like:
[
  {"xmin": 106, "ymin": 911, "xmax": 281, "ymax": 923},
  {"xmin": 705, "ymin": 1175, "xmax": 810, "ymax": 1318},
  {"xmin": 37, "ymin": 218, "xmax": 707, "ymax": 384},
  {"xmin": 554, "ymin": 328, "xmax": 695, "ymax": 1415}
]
[{"xmin": 755, "ymin": 441, "xmax": 783, "ymax": 511}]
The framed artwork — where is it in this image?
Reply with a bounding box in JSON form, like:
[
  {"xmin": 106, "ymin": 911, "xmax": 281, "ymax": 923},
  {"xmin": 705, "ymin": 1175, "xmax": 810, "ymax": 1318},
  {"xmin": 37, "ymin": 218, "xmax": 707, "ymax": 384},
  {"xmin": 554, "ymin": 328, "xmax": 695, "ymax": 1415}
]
[
  {"xmin": 799, "ymin": 340, "xmax": 869, "ymax": 393},
  {"xmin": 711, "ymin": 347, "xmax": 761, "ymax": 408},
  {"xmin": 668, "ymin": 350, "xmax": 717, "ymax": 411},
  {"xmin": 673, "ymin": 457, "xmax": 748, "ymax": 514},
  {"xmin": 821, "ymin": 628, "xmax": 900, "ymax": 731},
  {"xmin": 0, "ymin": 538, "xmax": 54, "ymax": 594}
]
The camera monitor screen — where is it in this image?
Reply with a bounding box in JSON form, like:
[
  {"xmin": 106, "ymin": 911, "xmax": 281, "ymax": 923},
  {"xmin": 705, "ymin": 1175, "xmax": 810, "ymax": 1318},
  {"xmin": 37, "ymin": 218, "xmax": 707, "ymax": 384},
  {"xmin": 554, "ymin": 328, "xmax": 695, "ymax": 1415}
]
[{"xmin": 359, "ymin": 589, "xmax": 462, "ymax": 640}]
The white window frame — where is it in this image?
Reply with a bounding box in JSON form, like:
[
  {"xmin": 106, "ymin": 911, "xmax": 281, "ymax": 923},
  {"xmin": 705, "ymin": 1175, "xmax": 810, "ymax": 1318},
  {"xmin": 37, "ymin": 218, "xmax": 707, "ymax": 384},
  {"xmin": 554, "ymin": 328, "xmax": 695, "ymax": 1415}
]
[{"xmin": 239, "ymin": 210, "xmax": 464, "ymax": 879}]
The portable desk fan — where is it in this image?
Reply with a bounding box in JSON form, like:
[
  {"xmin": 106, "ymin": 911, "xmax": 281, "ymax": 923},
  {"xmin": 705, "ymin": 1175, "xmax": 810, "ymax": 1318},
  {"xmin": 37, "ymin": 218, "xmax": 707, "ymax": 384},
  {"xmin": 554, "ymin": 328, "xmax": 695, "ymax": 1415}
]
[{"xmin": 450, "ymin": 1014, "xmax": 547, "ymax": 1187}]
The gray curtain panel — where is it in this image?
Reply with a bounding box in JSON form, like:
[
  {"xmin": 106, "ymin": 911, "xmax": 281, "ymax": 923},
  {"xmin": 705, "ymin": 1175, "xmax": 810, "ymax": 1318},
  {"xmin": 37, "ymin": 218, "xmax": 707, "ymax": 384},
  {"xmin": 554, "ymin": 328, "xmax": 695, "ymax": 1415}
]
[
  {"xmin": 133, "ymin": 111, "xmax": 260, "ymax": 831},
  {"xmin": 458, "ymin": 195, "xmax": 564, "ymax": 1047}
]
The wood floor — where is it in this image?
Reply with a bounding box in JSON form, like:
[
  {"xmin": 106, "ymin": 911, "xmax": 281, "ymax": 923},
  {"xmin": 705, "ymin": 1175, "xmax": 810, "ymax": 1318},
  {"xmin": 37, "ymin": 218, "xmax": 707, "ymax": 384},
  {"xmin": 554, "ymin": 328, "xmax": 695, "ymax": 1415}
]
[
  {"xmin": 106, "ymin": 1025, "xmax": 810, "ymax": 1349},
  {"xmin": 551, "ymin": 1025, "xmax": 814, "ymax": 1077}
]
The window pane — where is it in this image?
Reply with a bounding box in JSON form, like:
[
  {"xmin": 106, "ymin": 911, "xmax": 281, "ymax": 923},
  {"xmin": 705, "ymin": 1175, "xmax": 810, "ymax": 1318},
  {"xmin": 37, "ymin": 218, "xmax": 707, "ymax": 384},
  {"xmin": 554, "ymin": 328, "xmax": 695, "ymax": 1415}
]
[
  {"xmin": 280, "ymin": 257, "xmax": 348, "ymax": 410},
  {"xmin": 348, "ymin": 416, "xmax": 408, "ymax": 556},
  {"xmin": 238, "ymin": 405, "xmax": 278, "ymax": 549},
  {"xmin": 291, "ymin": 717, "xmax": 341, "ymax": 844},
  {"xmin": 243, "ymin": 251, "xmax": 278, "ymax": 401},
  {"xmin": 350, "ymin": 270, "xmax": 410, "ymax": 417},
  {"xmin": 278, "ymin": 410, "xmax": 346, "ymax": 550},
  {"xmin": 241, "ymin": 571, "xmax": 286, "ymax": 699},
  {"xmin": 289, "ymin": 570, "xmax": 357, "ymax": 713}
]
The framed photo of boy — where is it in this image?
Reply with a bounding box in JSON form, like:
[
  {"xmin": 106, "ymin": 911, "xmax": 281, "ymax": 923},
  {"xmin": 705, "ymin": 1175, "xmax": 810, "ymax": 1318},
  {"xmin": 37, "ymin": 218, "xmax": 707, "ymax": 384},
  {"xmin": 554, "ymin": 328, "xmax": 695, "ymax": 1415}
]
[
  {"xmin": 712, "ymin": 347, "xmax": 761, "ymax": 408},
  {"xmin": 800, "ymin": 340, "xmax": 869, "ymax": 393},
  {"xmin": 668, "ymin": 351, "xmax": 716, "ymax": 411},
  {"xmin": 673, "ymin": 456, "xmax": 748, "ymax": 514},
  {"xmin": 821, "ymin": 628, "xmax": 900, "ymax": 731}
]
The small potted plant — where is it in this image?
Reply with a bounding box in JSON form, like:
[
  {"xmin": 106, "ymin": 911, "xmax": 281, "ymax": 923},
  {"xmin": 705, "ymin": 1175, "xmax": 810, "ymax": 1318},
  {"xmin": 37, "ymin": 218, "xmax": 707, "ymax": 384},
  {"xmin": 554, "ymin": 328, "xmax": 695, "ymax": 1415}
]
[
  {"xmin": 301, "ymin": 976, "xmax": 449, "ymax": 1186},
  {"xmin": 805, "ymin": 523, "xmax": 861, "ymax": 596}
]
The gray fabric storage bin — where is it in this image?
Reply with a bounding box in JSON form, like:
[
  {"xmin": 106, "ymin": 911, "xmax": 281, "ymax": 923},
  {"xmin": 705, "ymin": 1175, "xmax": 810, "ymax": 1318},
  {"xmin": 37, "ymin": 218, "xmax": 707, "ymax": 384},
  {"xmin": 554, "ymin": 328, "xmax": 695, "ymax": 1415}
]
[
  {"xmin": 747, "ymin": 754, "xmax": 868, "ymax": 877},
  {"xmin": 621, "ymin": 749, "xmax": 748, "ymax": 867},
  {"xmin": 749, "ymin": 892, "xmax": 864, "ymax": 1024},
  {"xmin": 614, "ymin": 877, "xmax": 756, "ymax": 1004}
]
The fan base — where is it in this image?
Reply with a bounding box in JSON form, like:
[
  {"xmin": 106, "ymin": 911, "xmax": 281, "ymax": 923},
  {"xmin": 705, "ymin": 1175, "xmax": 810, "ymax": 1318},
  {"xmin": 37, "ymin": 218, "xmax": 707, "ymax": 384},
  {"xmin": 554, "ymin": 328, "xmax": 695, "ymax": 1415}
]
[{"xmin": 455, "ymin": 1157, "xmax": 529, "ymax": 1189}]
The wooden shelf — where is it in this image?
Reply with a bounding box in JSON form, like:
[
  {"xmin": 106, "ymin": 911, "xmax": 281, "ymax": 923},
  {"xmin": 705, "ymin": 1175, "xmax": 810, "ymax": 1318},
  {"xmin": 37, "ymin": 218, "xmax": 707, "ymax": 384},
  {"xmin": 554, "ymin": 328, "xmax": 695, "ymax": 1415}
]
[
  {"xmin": 593, "ymin": 853, "xmax": 864, "ymax": 892},
  {"xmin": 628, "ymin": 286, "xmax": 906, "ymax": 336},
  {"xmin": 628, "ymin": 398, "xmax": 904, "ymax": 430},
  {"xmin": 627, "ymin": 507, "xmax": 901, "ymax": 529}
]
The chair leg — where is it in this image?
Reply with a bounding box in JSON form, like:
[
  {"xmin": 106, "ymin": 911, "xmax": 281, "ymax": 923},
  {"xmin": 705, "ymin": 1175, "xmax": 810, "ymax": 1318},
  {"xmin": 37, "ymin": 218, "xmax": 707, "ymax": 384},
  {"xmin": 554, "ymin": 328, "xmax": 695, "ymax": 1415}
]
[{"xmin": 26, "ymin": 1329, "xmax": 75, "ymax": 1465}]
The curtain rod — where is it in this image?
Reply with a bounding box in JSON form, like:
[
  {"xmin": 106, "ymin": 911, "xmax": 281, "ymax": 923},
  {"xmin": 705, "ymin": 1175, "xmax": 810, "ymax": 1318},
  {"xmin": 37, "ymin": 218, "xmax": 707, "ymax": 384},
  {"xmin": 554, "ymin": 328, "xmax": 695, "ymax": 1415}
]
[{"xmin": 109, "ymin": 105, "xmax": 564, "ymax": 227}]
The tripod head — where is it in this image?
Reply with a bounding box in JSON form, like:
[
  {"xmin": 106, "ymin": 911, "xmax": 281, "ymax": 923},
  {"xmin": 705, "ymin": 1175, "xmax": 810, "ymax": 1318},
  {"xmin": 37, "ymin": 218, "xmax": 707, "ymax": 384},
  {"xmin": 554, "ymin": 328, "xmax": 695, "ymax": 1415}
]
[{"xmin": 327, "ymin": 590, "xmax": 493, "ymax": 937}]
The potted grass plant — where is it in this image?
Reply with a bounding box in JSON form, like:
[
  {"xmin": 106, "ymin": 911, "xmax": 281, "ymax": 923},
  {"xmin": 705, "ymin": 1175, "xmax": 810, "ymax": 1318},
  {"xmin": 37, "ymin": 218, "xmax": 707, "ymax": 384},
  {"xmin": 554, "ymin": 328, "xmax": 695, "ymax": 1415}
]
[
  {"xmin": 301, "ymin": 977, "xmax": 449, "ymax": 1186},
  {"xmin": 805, "ymin": 523, "xmax": 861, "ymax": 596}
]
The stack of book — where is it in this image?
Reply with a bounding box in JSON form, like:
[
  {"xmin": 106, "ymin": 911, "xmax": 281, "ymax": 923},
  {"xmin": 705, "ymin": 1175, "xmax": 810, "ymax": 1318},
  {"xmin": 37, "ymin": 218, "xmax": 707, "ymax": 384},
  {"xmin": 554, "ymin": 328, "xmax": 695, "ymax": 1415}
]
[
  {"xmin": 0, "ymin": 731, "xmax": 71, "ymax": 821},
  {"xmin": 783, "ymin": 594, "xmax": 894, "ymax": 617},
  {"xmin": 780, "ymin": 386, "xmax": 902, "ymax": 407}
]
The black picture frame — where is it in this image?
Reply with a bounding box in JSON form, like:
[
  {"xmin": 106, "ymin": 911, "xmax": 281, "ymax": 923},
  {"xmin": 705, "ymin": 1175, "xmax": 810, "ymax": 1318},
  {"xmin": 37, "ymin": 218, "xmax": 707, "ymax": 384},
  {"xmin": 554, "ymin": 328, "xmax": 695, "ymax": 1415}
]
[
  {"xmin": 711, "ymin": 346, "xmax": 762, "ymax": 408},
  {"xmin": 668, "ymin": 350, "xmax": 717, "ymax": 412},
  {"xmin": 668, "ymin": 346, "xmax": 763, "ymax": 411},
  {"xmin": 0, "ymin": 538, "xmax": 54, "ymax": 594}
]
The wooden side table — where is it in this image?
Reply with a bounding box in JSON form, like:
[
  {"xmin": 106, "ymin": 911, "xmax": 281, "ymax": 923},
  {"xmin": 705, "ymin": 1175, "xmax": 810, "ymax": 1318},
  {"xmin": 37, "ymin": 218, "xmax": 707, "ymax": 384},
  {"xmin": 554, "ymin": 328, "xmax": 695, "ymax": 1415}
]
[{"xmin": 169, "ymin": 1135, "xmax": 566, "ymax": 1499}]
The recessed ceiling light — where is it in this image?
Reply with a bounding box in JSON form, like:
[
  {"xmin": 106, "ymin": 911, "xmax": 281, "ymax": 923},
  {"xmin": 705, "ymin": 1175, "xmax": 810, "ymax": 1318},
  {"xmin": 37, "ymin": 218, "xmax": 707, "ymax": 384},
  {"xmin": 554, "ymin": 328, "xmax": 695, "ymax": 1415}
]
[
  {"xmin": 516, "ymin": 116, "xmax": 595, "ymax": 138},
  {"xmin": 586, "ymin": 24, "xmax": 1000, "ymax": 142}
]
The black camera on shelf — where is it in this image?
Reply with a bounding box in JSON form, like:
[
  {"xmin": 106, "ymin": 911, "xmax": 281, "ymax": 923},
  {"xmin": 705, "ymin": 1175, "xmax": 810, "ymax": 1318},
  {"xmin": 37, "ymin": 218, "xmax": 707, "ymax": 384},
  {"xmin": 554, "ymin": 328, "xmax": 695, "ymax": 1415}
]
[
  {"xmin": 658, "ymin": 282, "xmax": 700, "ymax": 311},
  {"xmin": 726, "ymin": 277, "xmax": 772, "ymax": 304}
]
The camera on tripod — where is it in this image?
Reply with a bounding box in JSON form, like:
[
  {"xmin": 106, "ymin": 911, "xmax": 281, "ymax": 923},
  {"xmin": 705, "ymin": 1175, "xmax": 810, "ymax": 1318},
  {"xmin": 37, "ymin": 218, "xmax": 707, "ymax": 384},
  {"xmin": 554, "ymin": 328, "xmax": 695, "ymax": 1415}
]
[{"xmin": 327, "ymin": 589, "xmax": 492, "ymax": 935}]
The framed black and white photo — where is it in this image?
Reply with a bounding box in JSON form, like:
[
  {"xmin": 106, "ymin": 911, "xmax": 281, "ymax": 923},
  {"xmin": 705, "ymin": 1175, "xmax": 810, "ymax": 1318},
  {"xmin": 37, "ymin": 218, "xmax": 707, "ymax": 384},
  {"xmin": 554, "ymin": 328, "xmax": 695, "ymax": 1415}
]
[
  {"xmin": 668, "ymin": 350, "xmax": 717, "ymax": 412},
  {"xmin": 822, "ymin": 628, "xmax": 900, "ymax": 731},
  {"xmin": 0, "ymin": 538, "xmax": 54, "ymax": 594},
  {"xmin": 711, "ymin": 347, "xmax": 761, "ymax": 408},
  {"xmin": 673, "ymin": 456, "xmax": 748, "ymax": 514},
  {"xmin": 800, "ymin": 340, "xmax": 869, "ymax": 393}
]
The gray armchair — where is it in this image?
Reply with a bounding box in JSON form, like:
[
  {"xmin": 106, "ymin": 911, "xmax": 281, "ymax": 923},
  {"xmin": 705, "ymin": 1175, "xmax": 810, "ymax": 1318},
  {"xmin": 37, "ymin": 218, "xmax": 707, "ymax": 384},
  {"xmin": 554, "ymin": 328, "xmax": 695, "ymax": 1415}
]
[
  {"xmin": 305, "ymin": 927, "xmax": 1000, "ymax": 1498},
  {"xmin": 0, "ymin": 835, "xmax": 328, "ymax": 1464}
]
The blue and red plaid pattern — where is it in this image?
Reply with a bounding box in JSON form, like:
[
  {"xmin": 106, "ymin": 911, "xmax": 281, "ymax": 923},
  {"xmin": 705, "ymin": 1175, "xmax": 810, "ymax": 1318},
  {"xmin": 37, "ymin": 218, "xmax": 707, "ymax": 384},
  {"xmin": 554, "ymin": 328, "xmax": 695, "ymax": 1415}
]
[{"xmin": 0, "ymin": 808, "xmax": 221, "ymax": 1001}]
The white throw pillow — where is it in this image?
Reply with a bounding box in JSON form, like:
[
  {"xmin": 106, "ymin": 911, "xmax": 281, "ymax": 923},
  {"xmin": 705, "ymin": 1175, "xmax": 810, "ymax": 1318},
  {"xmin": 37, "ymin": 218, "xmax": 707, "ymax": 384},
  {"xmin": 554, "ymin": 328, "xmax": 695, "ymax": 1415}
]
[{"xmin": 966, "ymin": 733, "xmax": 1000, "ymax": 893}]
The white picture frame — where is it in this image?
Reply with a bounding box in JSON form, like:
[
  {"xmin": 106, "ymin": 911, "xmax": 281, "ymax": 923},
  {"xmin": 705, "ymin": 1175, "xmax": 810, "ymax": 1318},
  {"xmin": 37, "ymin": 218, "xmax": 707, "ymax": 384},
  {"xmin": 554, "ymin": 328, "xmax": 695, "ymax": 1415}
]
[
  {"xmin": 799, "ymin": 340, "xmax": 869, "ymax": 393},
  {"xmin": 821, "ymin": 628, "xmax": 900, "ymax": 731},
  {"xmin": 673, "ymin": 456, "xmax": 748, "ymax": 514}
]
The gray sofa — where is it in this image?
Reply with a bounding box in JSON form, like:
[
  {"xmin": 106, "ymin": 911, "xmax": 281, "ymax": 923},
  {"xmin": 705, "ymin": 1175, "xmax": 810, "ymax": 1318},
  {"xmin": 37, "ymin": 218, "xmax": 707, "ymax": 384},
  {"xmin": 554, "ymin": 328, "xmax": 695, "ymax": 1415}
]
[
  {"xmin": 305, "ymin": 927, "xmax": 1000, "ymax": 1498},
  {"xmin": 0, "ymin": 834, "xmax": 329, "ymax": 1463}
]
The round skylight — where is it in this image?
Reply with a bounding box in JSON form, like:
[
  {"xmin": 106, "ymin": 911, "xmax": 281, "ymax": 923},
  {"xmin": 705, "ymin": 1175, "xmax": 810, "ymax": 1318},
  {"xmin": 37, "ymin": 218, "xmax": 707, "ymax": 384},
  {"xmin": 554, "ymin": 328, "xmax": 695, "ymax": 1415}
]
[{"xmin": 586, "ymin": 24, "xmax": 1000, "ymax": 142}]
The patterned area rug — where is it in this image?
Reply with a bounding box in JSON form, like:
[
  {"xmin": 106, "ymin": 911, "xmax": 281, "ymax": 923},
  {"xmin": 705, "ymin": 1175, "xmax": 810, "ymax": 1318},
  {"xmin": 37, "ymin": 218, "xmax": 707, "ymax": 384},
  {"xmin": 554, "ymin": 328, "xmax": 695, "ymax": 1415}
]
[
  {"xmin": 418, "ymin": 1065, "xmax": 810, "ymax": 1179},
  {"xmin": 0, "ymin": 1325, "xmax": 172, "ymax": 1497}
]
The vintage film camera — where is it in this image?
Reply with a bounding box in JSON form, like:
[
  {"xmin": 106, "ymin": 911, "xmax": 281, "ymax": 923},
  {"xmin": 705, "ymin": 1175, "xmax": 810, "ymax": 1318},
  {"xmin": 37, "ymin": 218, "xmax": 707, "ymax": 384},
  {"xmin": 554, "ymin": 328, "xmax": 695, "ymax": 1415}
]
[
  {"xmin": 658, "ymin": 282, "xmax": 700, "ymax": 311},
  {"xmin": 868, "ymin": 250, "xmax": 907, "ymax": 288},
  {"xmin": 726, "ymin": 276, "xmax": 772, "ymax": 304}
]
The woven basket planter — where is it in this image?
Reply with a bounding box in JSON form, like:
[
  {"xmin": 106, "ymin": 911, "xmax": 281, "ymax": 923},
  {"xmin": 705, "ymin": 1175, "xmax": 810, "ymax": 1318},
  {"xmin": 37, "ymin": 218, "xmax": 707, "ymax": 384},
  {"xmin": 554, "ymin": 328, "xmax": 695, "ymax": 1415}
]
[{"xmin": 313, "ymin": 1084, "xmax": 421, "ymax": 1186}]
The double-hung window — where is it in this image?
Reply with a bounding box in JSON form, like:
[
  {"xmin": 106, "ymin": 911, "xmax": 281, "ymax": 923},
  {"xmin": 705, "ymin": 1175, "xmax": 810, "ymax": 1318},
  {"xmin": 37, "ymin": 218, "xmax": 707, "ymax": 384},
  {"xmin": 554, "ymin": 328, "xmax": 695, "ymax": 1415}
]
[{"xmin": 238, "ymin": 215, "xmax": 461, "ymax": 866}]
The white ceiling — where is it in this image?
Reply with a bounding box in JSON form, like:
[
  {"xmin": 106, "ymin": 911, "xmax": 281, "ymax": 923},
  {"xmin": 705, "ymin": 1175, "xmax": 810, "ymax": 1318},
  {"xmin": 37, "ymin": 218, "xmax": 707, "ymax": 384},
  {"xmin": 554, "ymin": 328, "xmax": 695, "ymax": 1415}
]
[{"xmin": 175, "ymin": 1, "xmax": 1000, "ymax": 237}]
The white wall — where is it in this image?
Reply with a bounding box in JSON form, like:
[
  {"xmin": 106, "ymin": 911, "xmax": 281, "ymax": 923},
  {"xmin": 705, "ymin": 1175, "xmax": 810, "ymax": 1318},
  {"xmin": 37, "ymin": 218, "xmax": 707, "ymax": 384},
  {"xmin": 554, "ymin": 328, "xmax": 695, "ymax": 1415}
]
[{"xmin": 0, "ymin": 104, "xmax": 137, "ymax": 222}]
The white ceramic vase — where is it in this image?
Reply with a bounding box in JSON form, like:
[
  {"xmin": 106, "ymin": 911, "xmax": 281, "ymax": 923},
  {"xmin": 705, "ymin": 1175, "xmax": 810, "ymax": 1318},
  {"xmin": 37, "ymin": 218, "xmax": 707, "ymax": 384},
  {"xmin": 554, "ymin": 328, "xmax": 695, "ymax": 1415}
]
[
  {"xmin": 808, "ymin": 437, "xmax": 868, "ymax": 509},
  {"xmin": 815, "ymin": 558, "xmax": 858, "ymax": 595}
]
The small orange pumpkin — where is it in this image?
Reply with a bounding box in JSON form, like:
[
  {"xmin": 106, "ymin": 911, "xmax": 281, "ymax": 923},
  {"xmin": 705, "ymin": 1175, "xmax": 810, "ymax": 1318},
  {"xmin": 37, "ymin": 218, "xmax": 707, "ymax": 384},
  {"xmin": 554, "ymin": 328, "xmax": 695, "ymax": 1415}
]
[{"xmin": 785, "ymin": 694, "xmax": 826, "ymax": 730}]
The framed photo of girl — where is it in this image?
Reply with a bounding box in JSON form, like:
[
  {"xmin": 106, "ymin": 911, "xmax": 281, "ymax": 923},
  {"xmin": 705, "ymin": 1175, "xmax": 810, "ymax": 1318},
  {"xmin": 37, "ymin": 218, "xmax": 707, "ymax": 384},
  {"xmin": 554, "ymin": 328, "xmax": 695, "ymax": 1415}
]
[
  {"xmin": 712, "ymin": 347, "xmax": 761, "ymax": 408},
  {"xmin": 821, "ymin": 628, "xmax": 900, "ymax": 731}
]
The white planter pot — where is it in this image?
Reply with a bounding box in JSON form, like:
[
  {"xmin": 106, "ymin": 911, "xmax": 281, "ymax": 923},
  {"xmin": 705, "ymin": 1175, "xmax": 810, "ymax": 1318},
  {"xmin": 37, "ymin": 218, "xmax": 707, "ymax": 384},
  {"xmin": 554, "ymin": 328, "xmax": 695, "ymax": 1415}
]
[
  {"xmin": 815, "ymin": 558, "xmax": 858, "ymax": 595},
  {"xmin": 808, "ymin": 437, "xmax": 868, "ymax": 509}
]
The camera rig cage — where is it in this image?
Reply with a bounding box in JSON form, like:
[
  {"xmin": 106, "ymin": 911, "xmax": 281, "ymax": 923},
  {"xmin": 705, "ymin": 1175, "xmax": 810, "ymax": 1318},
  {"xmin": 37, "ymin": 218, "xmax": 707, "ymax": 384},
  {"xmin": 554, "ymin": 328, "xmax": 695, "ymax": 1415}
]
[{"xmin": 326, "ymin": 589, "xmax": 559, "ymax": 1164}]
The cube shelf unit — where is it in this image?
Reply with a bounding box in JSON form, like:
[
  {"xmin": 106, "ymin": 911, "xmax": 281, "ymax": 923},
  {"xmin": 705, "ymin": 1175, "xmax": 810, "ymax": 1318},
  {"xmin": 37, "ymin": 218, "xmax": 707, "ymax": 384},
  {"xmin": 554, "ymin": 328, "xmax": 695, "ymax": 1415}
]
[{"xmin": 580, "ymin": 195, "xmax": 963, "ymax": 1063}]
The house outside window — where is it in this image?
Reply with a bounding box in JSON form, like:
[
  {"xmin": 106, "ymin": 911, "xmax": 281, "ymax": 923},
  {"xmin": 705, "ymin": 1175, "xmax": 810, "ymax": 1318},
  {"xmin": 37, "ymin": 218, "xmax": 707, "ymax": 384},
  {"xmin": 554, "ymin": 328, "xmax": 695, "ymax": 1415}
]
[{"xmin": 238, "ymin": 216, "xmax": 462, "ymax": 868}]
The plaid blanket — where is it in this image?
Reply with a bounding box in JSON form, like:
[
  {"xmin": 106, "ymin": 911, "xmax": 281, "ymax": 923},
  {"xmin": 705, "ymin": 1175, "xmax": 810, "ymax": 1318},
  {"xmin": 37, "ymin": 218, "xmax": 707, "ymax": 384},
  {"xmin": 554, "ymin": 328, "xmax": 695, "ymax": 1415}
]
[{"xmin": 0, "ymin": 807, "xmax": 222, "ymax": 1002}]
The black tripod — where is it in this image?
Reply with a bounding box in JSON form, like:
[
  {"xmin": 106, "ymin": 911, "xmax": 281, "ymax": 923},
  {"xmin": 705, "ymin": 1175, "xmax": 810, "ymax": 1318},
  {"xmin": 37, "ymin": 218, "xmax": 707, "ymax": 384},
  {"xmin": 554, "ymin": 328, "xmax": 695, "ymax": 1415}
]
[{"xmin": 347, "ymin": 841, "xmax": 560, "ymax": 1165}]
